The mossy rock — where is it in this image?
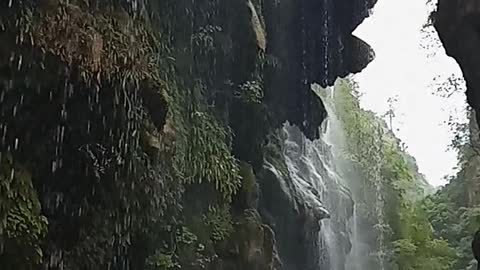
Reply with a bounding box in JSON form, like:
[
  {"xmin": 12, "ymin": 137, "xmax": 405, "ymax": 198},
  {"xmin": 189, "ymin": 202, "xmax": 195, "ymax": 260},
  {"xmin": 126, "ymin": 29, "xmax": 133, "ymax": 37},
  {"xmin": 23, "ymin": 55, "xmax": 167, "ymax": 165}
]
[
  {"xmin": 27, "ymin": 3, "xmax": 156, "ymax": 81},
  {"xmin": 232, "ymin": 161, "xmax": 259, "ymax": 211},
  {"xmin": 0, "ymin": 155, "xmax": 48, "ymax": 269},
  {"xmin": 214, "ymin": 209, "xmax": 278, "ymax": 270}
]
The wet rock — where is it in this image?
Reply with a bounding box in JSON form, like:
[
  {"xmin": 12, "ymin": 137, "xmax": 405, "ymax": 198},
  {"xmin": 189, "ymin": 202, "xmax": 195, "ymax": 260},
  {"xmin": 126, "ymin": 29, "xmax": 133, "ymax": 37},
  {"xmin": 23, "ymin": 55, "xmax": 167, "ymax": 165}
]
[
  {"xmin": 247, "ymin": 0, "xmax": 267, "ymax": 51},
  {"xmin": 258, "ymin": 134, "xmax": 329, "ymax": 270},
  {"xmin": 233, "ymin": 162, "xmax": 260, "ymax": 211},
  {"xmin": 263, "ymin": 0, "xmax": 377, "ymax": 141},
  {"xmin": 258, "ymin": 123, "xmax": 355, "ymax": 270},
  {"xmin": 215, "ymin": 209, "xmax": 281, "ymax": 270}
]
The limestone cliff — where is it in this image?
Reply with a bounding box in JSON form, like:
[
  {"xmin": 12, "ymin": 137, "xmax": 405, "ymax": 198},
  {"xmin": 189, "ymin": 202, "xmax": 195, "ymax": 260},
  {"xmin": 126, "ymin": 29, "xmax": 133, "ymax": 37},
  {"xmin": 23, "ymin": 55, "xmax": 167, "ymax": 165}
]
[{"xmin": 0, "ymin": 0, "xmax": 376, "ymax": 269}]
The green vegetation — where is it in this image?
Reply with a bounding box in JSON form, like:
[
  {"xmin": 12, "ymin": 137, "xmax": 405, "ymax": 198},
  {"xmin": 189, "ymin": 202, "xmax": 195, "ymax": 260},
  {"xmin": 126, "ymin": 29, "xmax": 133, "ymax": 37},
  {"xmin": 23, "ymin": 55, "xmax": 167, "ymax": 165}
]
[
  {"xmin": 333, "ymin": 79, "xmax": 457, "ymax": 270},
  {"xmin": 204, "ymin": 205, "xmax": 235, "ymax": 242},
  {"xmin": 0, "ymin": 1, "xmax": 277, "ymax": 269},
  {"xmin": 0, "ymin": 154, "xmax": 48, "ymax": 268},
  {"xmin": 1, "ymin": 1, "xmax": 477, "ymax": 270},
  {"xmin": 420, "ymin": 109, "xmax": 480, "ymax": 270}
]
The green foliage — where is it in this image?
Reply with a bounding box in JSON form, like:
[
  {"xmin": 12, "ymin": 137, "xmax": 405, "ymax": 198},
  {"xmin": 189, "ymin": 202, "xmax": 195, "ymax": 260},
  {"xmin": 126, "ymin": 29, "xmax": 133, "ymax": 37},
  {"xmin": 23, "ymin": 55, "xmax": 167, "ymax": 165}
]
[
  {"xmin": 0, "ymin": 155, "xmax": 48, "ymax": 268},
  {"xmin": 418, "ymin": 107, "xmax": 480, "ymax": 270},
  {"xmin": 204, "ymin": 205, "xmax": 234, "ymax": 242},
  {"xmin": 332, "ymin": 79, "xmax": 456, "ymax": 270},
  {"xmin": 236, "ymin": 80, "xmax": 264, "ymax": 104},
  {"xmin": 183, "ymin": 108, "xmax": 242, "ymax": 200},
  {"xmin": 164, "ymin": 56, "xmax": 243, "ymax": 202},
  {"xmin": 146, "ymin": 253, "xmax": 177, "ymax": 269},
  {"xmin": 145, "ymin": 225, "xmax": 215, "ymax": 270},
  {"xmin": 394, "ymin": 202, "xmax": 456, "ymax": 270},
  {"xmin": 460, "ymin": 207, "xmax": 480, "ymax": 233},
  {"xmin": 192, "ymin": 25, "xmax": 222, "ymax": 53}
]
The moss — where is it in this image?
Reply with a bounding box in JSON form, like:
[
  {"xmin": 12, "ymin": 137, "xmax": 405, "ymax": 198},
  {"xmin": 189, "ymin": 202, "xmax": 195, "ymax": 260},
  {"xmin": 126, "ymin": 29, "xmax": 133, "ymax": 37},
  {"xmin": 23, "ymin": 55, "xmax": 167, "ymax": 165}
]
[
  {"xmin": 239, "ymin": 162, "xmax": 257, "ymax": 196},
  {"xmin": 204, "ymin": 205, "xmax": 234, "ymax": 243},
  {"xmin": 0, "ymin": 1, "xmax": 283, "ymax": 269},
  {"xmin": 213, "ymin": 209, "xmax": 276, "ymax": 270},
  {"xmin": 0, "ymin": 154, "xmax": 48, "ymax": 269},
  {"xmin": 146, "ymin": 252, "xmax": 177, "ymax": 269},
  {"xmin": 14, "ymin": 3, "xmax": 159, "ymax": 83}
]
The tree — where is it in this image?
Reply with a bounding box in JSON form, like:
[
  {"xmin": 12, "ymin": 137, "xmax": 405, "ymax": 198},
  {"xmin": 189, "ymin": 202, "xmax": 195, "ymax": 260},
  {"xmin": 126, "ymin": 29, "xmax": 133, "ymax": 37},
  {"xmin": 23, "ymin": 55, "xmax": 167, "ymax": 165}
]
[
  {"xmin": 383, "ymin": 95, "xmax": 399, "ymax": 132},
  {"xmin": 332, "ymin": 79, "xmax": 456, "ymax": 270}
]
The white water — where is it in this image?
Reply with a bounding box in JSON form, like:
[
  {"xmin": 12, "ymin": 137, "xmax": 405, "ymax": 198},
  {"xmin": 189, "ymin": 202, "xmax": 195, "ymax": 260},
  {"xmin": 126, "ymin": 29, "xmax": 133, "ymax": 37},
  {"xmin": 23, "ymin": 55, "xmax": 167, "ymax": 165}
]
[
  {"xmin": 282, "ymin": 99, "xmax": 353, "ymax": 269},
  {"xmin": 280, "ymin": 85, "xmax": 387, "ymax": 270},
  {"xmin": 283, "ymin": 120, "xmax": 351, "ymax": 270}
]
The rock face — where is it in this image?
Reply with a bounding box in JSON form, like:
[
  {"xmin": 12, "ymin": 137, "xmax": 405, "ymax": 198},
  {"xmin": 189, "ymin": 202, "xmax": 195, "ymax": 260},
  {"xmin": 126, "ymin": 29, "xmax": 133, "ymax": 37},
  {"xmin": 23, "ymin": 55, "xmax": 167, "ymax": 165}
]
[
  {"xmin": 0, "ymin": 0, "xmax": 376, "ymax": 269},
  {"xmin": 215, "ymin": 209, "xmax": 282, "ymax": 270},
  {"xmin": 264, "ymin": 0, "xmax": 376, "ymax": 140},
  {"xmin": 435, "ymin": 0, "xmax": 480, "ymax": 125},
  {"xmin": 258, "ymin": 123, "xmax": 354, "ymax": 270}
]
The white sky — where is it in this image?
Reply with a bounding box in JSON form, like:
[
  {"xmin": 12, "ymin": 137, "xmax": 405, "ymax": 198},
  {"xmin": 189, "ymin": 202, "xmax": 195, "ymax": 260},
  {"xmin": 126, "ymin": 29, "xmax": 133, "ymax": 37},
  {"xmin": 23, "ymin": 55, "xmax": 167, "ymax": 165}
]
[{"xmin": 352, "ymin": 0, "xmax": 467, "ymax": 186}]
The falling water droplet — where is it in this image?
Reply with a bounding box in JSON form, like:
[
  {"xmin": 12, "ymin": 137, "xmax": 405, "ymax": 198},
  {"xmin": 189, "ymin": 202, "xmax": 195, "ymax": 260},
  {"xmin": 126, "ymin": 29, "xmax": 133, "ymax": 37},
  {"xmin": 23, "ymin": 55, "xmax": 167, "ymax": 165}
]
[
  {"xmin": 52, "ymin": 160, "xmax": 58, "ymax": 173},
  {"xmin": 1, "ymin": 125, "xmax": 7, "ymax": 145},
  {"xmin": 10, "ymin": 168, "xmax": 15, "ymax": 181},
  {"xmin": 68, "ymin": 83, "xmax": 74, "ymax": 98},
  {"xmin": 60, "ymin": 126, "xmax": 65, "ymax": 143},
  {"xmin": 61, "ymin": 108, "xmax": 67, "ymax": 121},
  {"xmin": 17, "ymin": 55, "xmax": 22, "ymax": 71}
]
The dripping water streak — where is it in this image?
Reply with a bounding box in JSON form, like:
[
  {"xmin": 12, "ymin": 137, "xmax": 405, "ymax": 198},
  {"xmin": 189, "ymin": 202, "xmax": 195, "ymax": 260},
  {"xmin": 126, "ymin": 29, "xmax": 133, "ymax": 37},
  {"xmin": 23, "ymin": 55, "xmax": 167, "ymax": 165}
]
[{"xmin": 323, "ymin": 0, "xmax": 330, "ymax": 85}]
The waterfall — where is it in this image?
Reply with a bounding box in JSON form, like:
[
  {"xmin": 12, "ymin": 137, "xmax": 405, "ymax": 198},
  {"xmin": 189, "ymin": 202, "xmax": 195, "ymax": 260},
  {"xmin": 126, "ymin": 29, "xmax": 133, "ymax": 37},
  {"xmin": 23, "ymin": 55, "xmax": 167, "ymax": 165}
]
[
  {"xmin": 282, "ymin": 120, "xmax": 352, "ymax": 270},
  {"xmin": 282, "ymin": 86, "xmax": 353, "ymax": 270},
  {"xmin": 347, "ymin": 205, "xmax": 360, "ymax": 270},
  {"xmin": 279, "ymin": 84, "xmax": 384, "ymax": 270}
]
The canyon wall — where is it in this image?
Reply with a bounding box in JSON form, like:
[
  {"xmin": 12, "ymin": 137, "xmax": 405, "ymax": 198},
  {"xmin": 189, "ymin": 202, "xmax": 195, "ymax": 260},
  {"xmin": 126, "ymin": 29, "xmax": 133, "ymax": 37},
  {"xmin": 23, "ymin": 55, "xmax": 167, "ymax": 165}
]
[{"xmin": 0, "ymin": 1, "xmax": 376, "ymax": 269}]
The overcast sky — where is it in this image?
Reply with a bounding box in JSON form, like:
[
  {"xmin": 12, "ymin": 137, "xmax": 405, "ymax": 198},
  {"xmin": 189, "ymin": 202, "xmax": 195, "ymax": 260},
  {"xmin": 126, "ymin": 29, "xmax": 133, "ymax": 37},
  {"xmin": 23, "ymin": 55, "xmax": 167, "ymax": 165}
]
[{"xmin": 352, "ymin": 0, "xmax": 467, "ymax": 186}]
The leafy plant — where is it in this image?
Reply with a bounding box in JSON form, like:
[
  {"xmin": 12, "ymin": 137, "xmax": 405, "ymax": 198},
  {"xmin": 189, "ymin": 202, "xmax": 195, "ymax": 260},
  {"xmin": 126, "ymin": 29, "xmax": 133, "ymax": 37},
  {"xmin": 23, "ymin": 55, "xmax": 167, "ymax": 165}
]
[
  {"xmin": 146, "ymin": 253, "xmax": 177, "ymax": 269},
  {"xmin": 183, "ymin": 109, "xmax": 241, "ymax": 200},
  {"xmin": 0, "ymin": 155, "xmax": 48, "ymax": 268},
  {"xmin": 235, "ymin": 80, "xmax": 264, "ymax": 104},
  {"xmin": 204, "ymin": 205, "xmax": 234, "ymax": 242}
]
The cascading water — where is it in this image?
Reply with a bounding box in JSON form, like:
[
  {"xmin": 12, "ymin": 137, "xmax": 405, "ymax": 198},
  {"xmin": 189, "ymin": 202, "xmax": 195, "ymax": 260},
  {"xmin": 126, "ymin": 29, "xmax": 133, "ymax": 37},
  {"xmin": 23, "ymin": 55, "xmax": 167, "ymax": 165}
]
[
  {"xmin": 373, "ymin": 177, "xmax": 387, "ymax": 270},
  {"xmin": 282, "ymin": 120, "xmax": 353, "ymax": 270},
  {"xmin": 281, "ymin": 86, "xmax": 353, "ymax": 270},
  {"xmin": 279, "ymin": 84, "xmax": 387, "ymax": 270}
]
